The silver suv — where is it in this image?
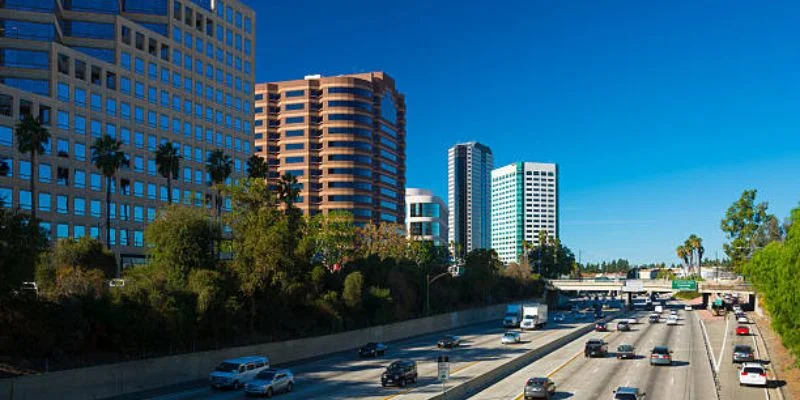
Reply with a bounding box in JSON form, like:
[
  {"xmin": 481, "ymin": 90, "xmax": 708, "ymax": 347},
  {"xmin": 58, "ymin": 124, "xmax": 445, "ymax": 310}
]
[{"xmin": 245, "ymin": 368, "xmax": 295, "ymax": 397}]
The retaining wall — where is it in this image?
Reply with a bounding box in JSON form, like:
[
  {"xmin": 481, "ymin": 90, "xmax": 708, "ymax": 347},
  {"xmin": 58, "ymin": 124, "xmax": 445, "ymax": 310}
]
[{"xmin": 0, "ymin": 300, "xmax": 528, "ymax": 400}]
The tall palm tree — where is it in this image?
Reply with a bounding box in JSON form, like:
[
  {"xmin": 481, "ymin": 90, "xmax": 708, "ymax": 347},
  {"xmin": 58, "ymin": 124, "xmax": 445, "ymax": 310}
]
[
  {"xmin": 687, "ymin": 234, "xmax": 702, "ymax": 273},
  {"xmin": 276, "ymin": 172, "xmax": 299, "ymax": 208},
  {"xmin": 676, "ymin": 245, "xmax": 689, "ymax": 274},
  {"xmin": 154, "ymin": 143, "xmax": 181, "ymax": 204},
  {"xmin": 15, "ymin": 113, "xmax": 50, "ymax": 219},
  {"xmin": 245, "ymin": 154, "xmax": 269, "ymax": 179},
  {"xmin": 205, "ymin": 149, "xmax": 232, "ymax": 218},
  {"xmin": 91, "ymin": 135, "xmax": 126, "ymax": 247},
  {"xmin": 683, "ymin": 239, "xmax": 695, "ymax": 274},
  {"xmin": 520, "ymin": 240, "xmax": 531, "ymax": 266}
]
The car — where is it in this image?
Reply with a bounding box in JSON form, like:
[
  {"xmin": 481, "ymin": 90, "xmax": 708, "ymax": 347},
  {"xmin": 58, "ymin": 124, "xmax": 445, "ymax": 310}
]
[
  {"xmin": 245, "ymin": 368, "xmax": 294, "ymax": 397},
  {"xmin": 381, "ymin": 360, "xmax": 418, "ymax": 387},
  {"xmin": 552, "ymin": 313, "xmax": 566, "ymax": 322},
  {"xmin": 617, "ymin": 321, "xmax": 631, "ymax": 331},
  {"xmin": 437, "ymin": 335, "xmax": 461, "ymax": 348},
  {"xmin": 736, "ymin": 326, "xmax": 750, "ymax": 336},
  {"xmin": 650, "ymin": 346, "xmax": 673, "ymax": 366},
  {"xmin": 739, "ymin": 362, "xmax": 768, "ymax": 387},
  {"xmin": 359, "ymin": 342, "xmax": 388, "ymax": 357},
  {"xmin": 613, "ymin": 386, "xmax": 646, "ymax": 400},
  {"xmin": 684, "ymin": 305, "xmax": 693, "ymax": 311},
  {"xmin": 209, "ymin": 356, "xmax": 270, "ymax": 390},
  {"xmin": 502, "ymin": 331, "xmax": 522, "ymax": 344},
  {"xmin": 616, "ymin": 344, "xmax": 636, "ymax": 359},
  {"xmin": 585, "ymin": 339, "xmax": 608, "ymax": 358},
  {"xmin": 733, "ymin": 305, "xmax": 742, "ymax": 313},
  {"xmin": 524, "ymin": 377, "xmax": 556, "ymax": 399},
  {"xmin": 667, "ymin": 315, "xmax": 678, "ymax": 325},
  {"xmin": 737, "ymin": 315, "xmax": 749, "ymax": 324},
  {"xmin": 670, "ymin": 310, "xmax": 678, "ymax": 316},
  {"xmin": 732, "ymin": 345, "xmax": 755, "ymax": 363},
  {"xmin": 648, "ymin": 315, "xmax": 659, "ymax": 323},
  {"xmin": 595, "ymin": 322, "xmax": 608, "ymax": 332},
  {"xmin": 626, "ymin": 317, "xmax": 638, "ymax": 324}
]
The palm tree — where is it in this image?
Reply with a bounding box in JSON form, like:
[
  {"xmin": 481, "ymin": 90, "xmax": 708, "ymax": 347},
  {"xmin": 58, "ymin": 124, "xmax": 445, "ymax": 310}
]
[
  {"xmin": 245, "ymin": 154, "xmax": 269, "ymax": 179},
  {"xmin": 91, "ymin": 135, "xmax": 126, "ymax": 247},
  {"xmin": 154, "ymin": 143, "xmax": 181, "ymax": 204},
  {"xmin": 683, "ymin": 239, "xmax": 695, "ymax": 274},
  {"xmin": 276, "ymin": 172, "xmax": 299, "ymax": 208},
  {"xmin": 15, "ymin": 113, "xmax": 50, "ymax": 219},
  {"xmin": 687, "ymin": 234, "xmax": 702, "ymax": 273},
  {"xmin": 205, "ymin": 149, "xmax": 232, "ymax": 218},
  {"xmin": 676, "ymin": 245, "xmax": 689, "ymax": 275}
]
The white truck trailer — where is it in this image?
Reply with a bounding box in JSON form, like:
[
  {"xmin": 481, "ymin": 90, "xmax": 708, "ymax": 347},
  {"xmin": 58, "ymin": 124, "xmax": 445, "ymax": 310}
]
[{"xmin": 520, "ymin": 303, "xmax": 549, "ymax": 330}]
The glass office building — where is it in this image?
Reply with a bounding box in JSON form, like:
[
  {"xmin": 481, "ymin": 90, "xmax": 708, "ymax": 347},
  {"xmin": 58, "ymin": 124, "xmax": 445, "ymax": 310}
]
[
  {"xmin": 0, "ymin": 0, "xmax": 255, "ymax": 268},
  {"xmin": 448, "ymin": 141, "xmax": 493, "ymax": 257},
  {"xmin": 405, "ymin": 188, "xmax": 447, "ymax": 245}
]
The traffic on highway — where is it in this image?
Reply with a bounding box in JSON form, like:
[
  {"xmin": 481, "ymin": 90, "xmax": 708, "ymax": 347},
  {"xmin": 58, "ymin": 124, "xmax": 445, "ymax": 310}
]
[{"xmin": 145, "ymin": 294, "xmax": 779, "ymax": 400}]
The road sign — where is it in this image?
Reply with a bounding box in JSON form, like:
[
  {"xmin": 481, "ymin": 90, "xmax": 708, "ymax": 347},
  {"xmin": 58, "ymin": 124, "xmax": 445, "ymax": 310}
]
[
  {"xmin": 437, "ymin": 355, "xmax": 450, "ymax": 381},
  {"xmin": 622, "ymin": 280, "xmax": 644, "ymax": 292},
  {"xmin": 672, "ymin": 280, "xmax": 697, "ymax": 291}
]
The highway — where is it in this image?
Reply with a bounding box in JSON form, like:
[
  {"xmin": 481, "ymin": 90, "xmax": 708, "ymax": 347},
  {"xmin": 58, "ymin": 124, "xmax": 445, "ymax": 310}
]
[
  {"xmin": 150, "ymin": 311, "xmax": 608, "ymax": 400},
  {"xmin": 472, "ymin": 305, "xmax": 717, "ymax": 400},
  {"xmin": 705, "ymin": 310, "xmax": 780, "ymax": 400}
]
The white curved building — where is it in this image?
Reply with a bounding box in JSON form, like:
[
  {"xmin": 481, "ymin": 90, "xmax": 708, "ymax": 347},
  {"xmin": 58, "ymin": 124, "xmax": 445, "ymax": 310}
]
[{"xmin": 405, "ymin": 188, "xmax": 448, "ymax": 245}]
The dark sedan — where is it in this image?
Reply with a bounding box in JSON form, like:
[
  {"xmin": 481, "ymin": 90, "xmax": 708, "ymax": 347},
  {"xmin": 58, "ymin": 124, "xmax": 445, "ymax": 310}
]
[{"xmin": 359, "ymin": 342, "xmax": 387, "ymax": 357}]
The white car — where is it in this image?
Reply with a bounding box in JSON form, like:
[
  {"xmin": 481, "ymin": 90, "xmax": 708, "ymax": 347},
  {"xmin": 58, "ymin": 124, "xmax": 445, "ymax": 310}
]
[
  {"xmin": 739, "ymin": 363, "xmax": 768, "ymax": 387},
  {"xmin": 670, "ymin": 310, "xmax": 678, "ymax": 316},
  {"xmin": 737, "ymin": 316, "xmax": 749, "ymax": 324},
  {"xmin": 684, "ymin": 305, "xmax": 693, "ymax": 311},
  {"xmin": 667, "ymin": 315, "xmax": 678, "ymax": 325},
  {"xmin": 552, "ymin": 313, "xmax": 566, "ymax": 322},
  {"xmin": 502, "ymin": 331, "xmax": 522, "ymax": 344},
  {"xmin": 627, "ymin": 317, "xmax": 638, "ymax": 325}
]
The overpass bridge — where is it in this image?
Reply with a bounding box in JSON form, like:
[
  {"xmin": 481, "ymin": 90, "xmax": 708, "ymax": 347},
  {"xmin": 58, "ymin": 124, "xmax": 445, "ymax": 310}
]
[{"xmin": 546, "ymin": 279, "xmax": 754, "ymax": 295}]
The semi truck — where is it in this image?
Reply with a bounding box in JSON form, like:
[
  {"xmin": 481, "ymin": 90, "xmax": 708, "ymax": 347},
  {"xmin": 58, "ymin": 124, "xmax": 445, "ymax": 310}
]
[
  {"xmin": 503, "ymin": 304, "xmax": 523, "ymax": 328},
  {"xmin": 520, "ymin": 304, "xmax": 548, "ymax": 330}
]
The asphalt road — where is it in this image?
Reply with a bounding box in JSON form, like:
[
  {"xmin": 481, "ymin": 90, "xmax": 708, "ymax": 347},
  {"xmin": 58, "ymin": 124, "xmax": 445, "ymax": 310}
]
[
  {"xmin": 705, "ymin": 310, "xmax": 779, "ymax": 400},
  {"xmin": 148, "ymin": 313, "xmax": 604, "ymax": 400},
  {"xmin": 472, "ymin": 305, "xmax": 717, "ymax": 400}
]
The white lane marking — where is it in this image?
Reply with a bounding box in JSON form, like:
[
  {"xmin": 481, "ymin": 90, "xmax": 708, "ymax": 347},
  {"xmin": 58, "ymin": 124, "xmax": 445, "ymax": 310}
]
[
  {"xmin": 699, "ymin": 318, "xmax": 717, "ymax": 373},
  {"xmin": 750, "ymin": 328, "xmax": 770, "ymax": 400},
  {"xmin": 715, "ymin": 314, "xmax": 729, "ymax": 372}
]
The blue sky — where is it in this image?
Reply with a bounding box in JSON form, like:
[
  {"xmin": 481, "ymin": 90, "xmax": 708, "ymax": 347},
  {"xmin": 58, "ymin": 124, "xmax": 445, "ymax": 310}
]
[{"xmin": 242, "ymin": 0, "xmax": 800, "ymax": 264}]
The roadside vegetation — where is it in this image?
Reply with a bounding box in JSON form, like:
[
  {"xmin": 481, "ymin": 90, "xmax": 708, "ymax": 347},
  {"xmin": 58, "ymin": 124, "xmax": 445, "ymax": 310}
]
[{"xmin": 0, "ymin": 176, "xmax": 545, "ymax": 373}]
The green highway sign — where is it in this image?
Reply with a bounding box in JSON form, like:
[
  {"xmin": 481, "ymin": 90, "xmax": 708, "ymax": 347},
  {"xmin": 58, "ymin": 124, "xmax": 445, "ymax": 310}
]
[{"xmin": 672, "ymin": 280, "xmax": 697, "ymax": 291}]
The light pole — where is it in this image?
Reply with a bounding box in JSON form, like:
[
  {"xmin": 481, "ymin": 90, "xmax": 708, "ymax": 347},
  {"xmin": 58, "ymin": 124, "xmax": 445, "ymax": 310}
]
[{"xmin": 425, "ymin": 259, "xmax": 464, "ymax": 316}]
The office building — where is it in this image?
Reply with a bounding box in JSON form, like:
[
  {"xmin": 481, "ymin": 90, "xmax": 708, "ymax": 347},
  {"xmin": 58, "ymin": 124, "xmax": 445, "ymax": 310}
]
[
  {"xmin": 405, "ymin": 188, "xmax": 447, "ymax": 245},
  {"xmin": 447, "ymin": 141, "xmax": 492, "ymax": 257},
  {"xmin": 491, "ymin": 162, "xmax": 559, "ymax": 264},
  {"xmin": 0, "ymin": 0, "xmax": 255, "ymax": 267},
  {"xmin": 253, "ymin": 72, "xmax": 406, "ymax": 226}
]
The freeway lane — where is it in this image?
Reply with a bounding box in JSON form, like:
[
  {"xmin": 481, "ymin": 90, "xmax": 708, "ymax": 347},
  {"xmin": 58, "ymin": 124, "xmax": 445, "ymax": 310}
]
[
  {"xmin": 473, "ymin": 306, "xmax": 717, "ymax": 400},
  {"xmin": 150, "ymin": 313, "xmax": 604, "ymax": 400}
]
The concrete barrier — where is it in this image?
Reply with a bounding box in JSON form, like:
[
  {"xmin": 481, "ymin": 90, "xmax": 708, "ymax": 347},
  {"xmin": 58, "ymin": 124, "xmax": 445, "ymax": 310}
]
[
  {"xmin": 428, "ymin": 312, "xmax": 623, "ymax": 400},
  {"xmin": 0, "ymin": 300, "xmax": 533, "ymax": 400}
]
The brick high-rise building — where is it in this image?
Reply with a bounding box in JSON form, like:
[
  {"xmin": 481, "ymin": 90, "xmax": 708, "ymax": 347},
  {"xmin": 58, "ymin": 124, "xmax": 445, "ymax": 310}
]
[
  {"xmin": 253, "ymin": 72, "xmax": 406, "ymax": 226},
  {"xmin": 0, "ymin": 0, "xmax": 255, "ymax": 268}
]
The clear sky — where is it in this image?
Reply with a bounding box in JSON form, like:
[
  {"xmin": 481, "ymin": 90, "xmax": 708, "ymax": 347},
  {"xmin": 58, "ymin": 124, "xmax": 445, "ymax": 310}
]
[{"xmin": 242, "ymin": 0, "xmax": 800, "ymax": 264}]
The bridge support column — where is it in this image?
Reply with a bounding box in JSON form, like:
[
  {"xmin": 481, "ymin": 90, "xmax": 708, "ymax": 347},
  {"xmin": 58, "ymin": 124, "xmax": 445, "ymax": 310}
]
[
  {"xmin": 627, "ymin": 292, "xmax": 633, "ymax": 310},
  {"xmin": 702, "ymin": 293, "xmax": 710, "ymax": 310}
]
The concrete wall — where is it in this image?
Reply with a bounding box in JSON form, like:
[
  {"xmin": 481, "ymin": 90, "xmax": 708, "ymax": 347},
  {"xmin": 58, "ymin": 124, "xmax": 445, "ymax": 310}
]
[{"xmin": 0, "ymin": 300, "xmax": 528, "ymax": 400}]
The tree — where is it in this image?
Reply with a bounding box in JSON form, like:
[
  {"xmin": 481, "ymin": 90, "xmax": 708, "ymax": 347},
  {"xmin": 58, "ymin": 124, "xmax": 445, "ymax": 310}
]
[
  {"xmin": 304, "ymin": 211, "xmax": 356, "ymax": 272},
  {"xmin": 36, "ymin": 237, "xmax": 115, "ymax": 299},
  {"xmin": 154, "ymin": 142, "xmax": 181, "ymax": 204},
  {"xmin": 245, "ymin": 154, "xmax": 269, "ymax": 179},
  {"xmin": 206, "ymin": 149, "xmax": 232, "ymax": 219},
  {"xmin": 355, "ymin": 223, "xmax": 409, "ymax": 261},
  {"xmin": 224, "ymin": 179, "xmax": 293, "ymax": 334},
  {"xmin": 0, "ymin": 207, "xmax": 49, "ymax": 295},
  {"xmin": 91, "ymin": 134, "xmax": 126, "ymax": 248},
  {"xmin": 145, "ymin": 206, "xmax": 219, "ymax": 289},
  {"xmin": 721, "ymin": 189, "xmax": 775, "ymax": 268},
  {"xmin": 343, "ymin": 271, "xmax": 364, "ymax": 309},
  {"xmin": 676, "ymin": 245, "xmax": 689, "ymax": 271},
  {"xmin": 15, "ymin": 113, "xmax": 50, "ymax": 219},
  {"xmin": 758, "ymin": 214, "xmax": 785, "ymax": 244}
]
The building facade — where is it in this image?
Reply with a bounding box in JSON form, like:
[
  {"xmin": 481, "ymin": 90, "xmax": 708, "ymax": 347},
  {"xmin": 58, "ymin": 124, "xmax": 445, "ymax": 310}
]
[
  {"xmin": 491, "ymin": 162, "xmax": 558, "ymax": 264},
  {"xmin": 447, "ymin": 141, "xmax": 492, "ymax": 257},
  {"xmin": 0, "ymin": 0, "xmax": 255, "ymax": 267},
  {"xmin": 405, "ymin": 188, "xmax": 447, "ymax": 245},
  {"xmin": 253, "ymin": 72, "xmax": 406, "ymax": 226}
]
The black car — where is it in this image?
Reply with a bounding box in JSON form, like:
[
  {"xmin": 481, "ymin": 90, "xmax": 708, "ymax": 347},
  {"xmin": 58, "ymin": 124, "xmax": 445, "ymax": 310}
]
[
  {"xmin": 617, "ymin": 321, "xmax": 631, "ymax": 332},
  {"xmin": 381, "ymin": 360, "xmax": 417, "ymax": 387},
  {"xmin": 584, "ymin": 339, "xmax": 608, "ymax": 358},
  {"xmin": 732, "ymin": 345, "xmax": 755, "ymax": 363},
  {"xmin": 437, "ymin": 335, "xmax": 461, "ymax": 348},
  {"xmin": 359, "ymin": 342, "xmax": 387, "ymax": 357},
  {"xmin": 648, "ymin": 315, "xmax": 659, "ymax": 323}
]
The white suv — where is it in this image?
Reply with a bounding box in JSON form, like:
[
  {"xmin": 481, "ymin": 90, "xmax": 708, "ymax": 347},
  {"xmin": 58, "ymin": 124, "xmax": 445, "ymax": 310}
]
[
  {"xmin": 739, "ymin": 362, "xmax": 768, "ymax": 387},
  {"xmin": 209, "ymin": 356, "xmax": 269, "ymax": 389}
]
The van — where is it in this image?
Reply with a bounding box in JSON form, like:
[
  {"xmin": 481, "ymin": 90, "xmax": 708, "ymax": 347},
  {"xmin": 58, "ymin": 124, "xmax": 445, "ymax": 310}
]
[
  {"xmin": 209, "ymin": 356, "xmax": 269, "ymax": 389},
  {"xmin": 654, "ymin": 305, "xmax": 663, "ymax": 314}
]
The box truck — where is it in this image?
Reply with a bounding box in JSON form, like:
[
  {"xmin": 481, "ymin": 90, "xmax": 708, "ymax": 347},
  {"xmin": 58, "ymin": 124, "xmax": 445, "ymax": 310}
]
[
  {"xmin": 503, "ymin": 304, "xmax": 523, "ymax": 328},
  {"xmin": 520, "ymin": 304, "xmax": 548, "ymax": 330}
]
